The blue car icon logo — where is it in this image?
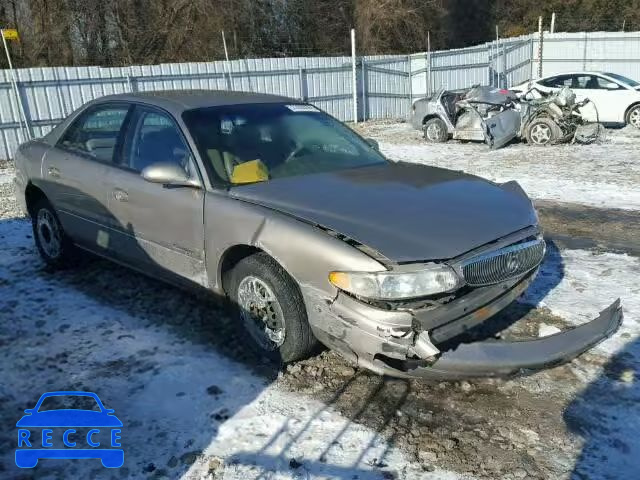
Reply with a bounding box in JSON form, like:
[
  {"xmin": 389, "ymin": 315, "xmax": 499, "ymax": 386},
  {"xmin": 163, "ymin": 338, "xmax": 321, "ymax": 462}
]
[{"xmin": 16, "ymin": 391, "xmax": 123, "ymax": 468}]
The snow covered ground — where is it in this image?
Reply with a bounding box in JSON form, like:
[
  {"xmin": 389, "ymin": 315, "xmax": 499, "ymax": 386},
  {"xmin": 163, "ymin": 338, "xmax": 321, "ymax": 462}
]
[
  {"xmin": 358, "ymin": 121, "xmax": 640, "ymax": 211},
  {"xmin": 522, "ymin": 247, "xmax": 639, "ymax": 357},
  {"xmin": 0, "ymin": 218, "xmax": 462, "ymax": 480},
  {"xmin": 3, "ymin": 214, "xmax": 637, "ymax": 480},
  {"xmin": 0, "ymin": 164, "xmax": 13, "ymax": 185}
]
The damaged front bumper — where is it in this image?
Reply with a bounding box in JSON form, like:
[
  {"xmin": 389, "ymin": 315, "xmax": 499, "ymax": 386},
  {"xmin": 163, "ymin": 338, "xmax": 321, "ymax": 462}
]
[{"xmin": 305, "ymin": 274, "xmax": 623, "ymax": 380}]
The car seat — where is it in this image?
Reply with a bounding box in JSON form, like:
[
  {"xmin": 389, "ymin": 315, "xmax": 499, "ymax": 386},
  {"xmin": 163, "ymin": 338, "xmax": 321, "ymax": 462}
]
[{"xmin": 585, "ymin": 76, "xmax": 599, "ymax": 89}]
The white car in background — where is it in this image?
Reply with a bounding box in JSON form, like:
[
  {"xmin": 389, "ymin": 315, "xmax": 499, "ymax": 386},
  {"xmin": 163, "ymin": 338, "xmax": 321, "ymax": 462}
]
[{"xmin": 512, "ymin": 72, "xmax": 640, "ymax": 128}]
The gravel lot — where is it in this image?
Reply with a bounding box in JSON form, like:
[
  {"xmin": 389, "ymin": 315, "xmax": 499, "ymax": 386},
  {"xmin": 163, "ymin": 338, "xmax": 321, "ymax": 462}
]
[{"xmin": 1, "ymin": 126, "xmax": 639, "ymax": 480}]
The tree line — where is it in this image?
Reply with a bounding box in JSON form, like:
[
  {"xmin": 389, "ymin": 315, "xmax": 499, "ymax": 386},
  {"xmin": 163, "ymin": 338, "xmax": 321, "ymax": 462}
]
[{"xmin": 0, "ymin": 0, "xmax": 638, "ymax": 69}]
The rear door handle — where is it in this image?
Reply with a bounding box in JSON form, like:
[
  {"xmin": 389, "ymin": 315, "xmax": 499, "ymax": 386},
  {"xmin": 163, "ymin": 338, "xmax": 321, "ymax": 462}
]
[
  {"xmin": 112, "ymin": 188, "xmax": 128, "ymax": 202},
  {"xmin": 47, "ymin": 166, "xmax": 60, "ymax": 178}
]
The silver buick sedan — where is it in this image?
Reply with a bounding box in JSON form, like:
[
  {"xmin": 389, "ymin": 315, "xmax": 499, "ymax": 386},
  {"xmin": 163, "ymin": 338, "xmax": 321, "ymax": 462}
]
[{"xmin": 13, "ymin": 90, "xmax": 622, "ymax": 379}]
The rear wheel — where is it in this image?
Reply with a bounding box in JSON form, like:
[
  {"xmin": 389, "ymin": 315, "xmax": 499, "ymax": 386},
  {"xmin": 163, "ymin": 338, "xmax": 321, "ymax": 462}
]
[
  {"xmin": 525, "ymin": 118, "xmax": 560, "ymax": 146},
  {"xmin": 31, "ymin": 197, "xmax": 76, "ymax": 268},
  {"xmin": 626, "ymin": 104, "xmax": 640, "ymax": 129},
  {"xmin": 423, "ymin": 117, "xmax": 448, "ymax": 143},
  {"xmin": 227, "ymin": 252, "xmax": 318, "ymax": 363}
]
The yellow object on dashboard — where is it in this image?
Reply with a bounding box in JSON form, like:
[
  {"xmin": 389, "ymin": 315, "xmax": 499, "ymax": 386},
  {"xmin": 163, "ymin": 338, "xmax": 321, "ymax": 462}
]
[{"xmin": 230, "ymin": 159, "xmax": 269, "ymax": 184}]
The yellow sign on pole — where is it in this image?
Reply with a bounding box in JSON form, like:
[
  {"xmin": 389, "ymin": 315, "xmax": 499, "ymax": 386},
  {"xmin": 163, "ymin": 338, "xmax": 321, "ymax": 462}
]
[{"xmin": 2, "ymin": 29, "xmax": 19, "ymax": 41}]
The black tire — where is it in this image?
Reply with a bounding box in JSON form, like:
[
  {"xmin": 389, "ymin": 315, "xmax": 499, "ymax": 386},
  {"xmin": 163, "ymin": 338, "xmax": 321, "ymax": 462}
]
[
  {"xmin": 625, "ymin": 104, "xmax": 640, "ymax": 129},
  {"xmin": 31, "ymin": 197, "xmax": 76, "ymax": 268},
  {"xmin": 423, "ymin": 117, "xmax": 448, "ymax": 143},
  {"xmin": 227, "ymin": 252, "xmax": 318, "ymax": 363},
  {"xmin": 525, "ymin": 117, "xmax": 561, "ymax": 146}
]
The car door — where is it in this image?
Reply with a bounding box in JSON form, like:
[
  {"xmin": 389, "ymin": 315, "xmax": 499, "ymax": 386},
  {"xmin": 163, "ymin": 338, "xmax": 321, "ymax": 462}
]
[
  {"xmin": 565, "ymin": 74, "xmax": 615, "ymax": 122},
  {"xmin": 42, "ymin": 103, "xmax": 132, "ymax": 248},
  {"xmin": 483, "ymin": 108, "xmax": 521, "ymax": 149},
  {"xmin": 591, "ymin": 75, "xmax": 635, "ymax": 123},
  {"xmin": 104, "ymin": 104, "xmax": 208, "ymax": 287}
]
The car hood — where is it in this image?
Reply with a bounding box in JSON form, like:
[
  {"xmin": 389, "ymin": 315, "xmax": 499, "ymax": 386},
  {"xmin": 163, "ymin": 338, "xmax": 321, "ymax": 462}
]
[{"xmin": 230, "ymin": 162, "xmax": 538, "ymax": 263}]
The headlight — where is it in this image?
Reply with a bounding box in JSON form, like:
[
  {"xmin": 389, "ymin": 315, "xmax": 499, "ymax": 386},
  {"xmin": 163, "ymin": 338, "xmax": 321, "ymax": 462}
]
[{"xmin": 329, "ymin": 265, "xmax": 461, "ymax": 300}]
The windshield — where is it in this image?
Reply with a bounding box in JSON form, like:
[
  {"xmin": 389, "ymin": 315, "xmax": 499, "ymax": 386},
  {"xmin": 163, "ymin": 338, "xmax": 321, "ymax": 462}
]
[
  {"xmin": 183, "ymin": 103, "xmax": 387, "ymax": 185},
  {"xmin": 604, "ymin": 73, "xmax": 640, "ymax": 88}
]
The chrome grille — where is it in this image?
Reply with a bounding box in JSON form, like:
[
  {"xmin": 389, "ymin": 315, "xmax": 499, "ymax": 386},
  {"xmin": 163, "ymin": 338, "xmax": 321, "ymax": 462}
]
[{"xmin": 461, "ymin": 239, "xmax": 545, "ymax": 287}]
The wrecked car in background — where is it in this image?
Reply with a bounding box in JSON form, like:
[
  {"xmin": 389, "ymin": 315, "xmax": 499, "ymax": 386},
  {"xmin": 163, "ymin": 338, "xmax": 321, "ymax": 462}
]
[
  {"xmin": 519, "ymin": 86, "xmax": 604, "ymax": 145},
  {"xmin": 410, "ymin": 86, "xmax": 521, "ymax": 149},
  {"xmin": 15, "ymin": 90, "xmax": 622, "ymax": 380},
  {"xmin": 410, "ymin": 85, "xmax": 602, "ymax": 148}
]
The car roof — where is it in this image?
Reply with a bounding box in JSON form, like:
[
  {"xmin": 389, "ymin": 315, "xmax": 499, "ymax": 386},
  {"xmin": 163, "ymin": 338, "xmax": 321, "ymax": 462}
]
[
  {"xmin": 539, "ymin": 71, "xmax": 611, "ymax": 79},
  {"xmin": 92, "ymin": 89, "xmax": 298, "ymax": 116}
]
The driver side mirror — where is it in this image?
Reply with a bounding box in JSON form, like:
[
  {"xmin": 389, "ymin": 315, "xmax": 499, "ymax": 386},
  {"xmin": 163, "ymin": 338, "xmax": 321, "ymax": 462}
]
[
  {"xmin": 604, "ymin": 82, "xmax": 620, "ymax": 90},
  {"xmin": 365, "ymin": 138, "xmax": 380, "ymax": 150},
  {"xmin": 141, "ymin": 162, "xmax": 199, "ymax": 188}
]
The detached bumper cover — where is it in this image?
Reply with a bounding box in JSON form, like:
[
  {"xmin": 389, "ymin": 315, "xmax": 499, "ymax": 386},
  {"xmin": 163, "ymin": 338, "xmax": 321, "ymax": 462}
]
[{"xmin": 374, "ymin": 299, "xmax": 623, "ymax": 379}]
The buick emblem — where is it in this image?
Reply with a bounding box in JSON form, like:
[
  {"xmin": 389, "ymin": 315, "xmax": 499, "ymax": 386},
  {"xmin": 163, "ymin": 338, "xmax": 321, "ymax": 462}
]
[{"xmin": 506, "ymin": 257, "xmax": 519, "ymax": 274}]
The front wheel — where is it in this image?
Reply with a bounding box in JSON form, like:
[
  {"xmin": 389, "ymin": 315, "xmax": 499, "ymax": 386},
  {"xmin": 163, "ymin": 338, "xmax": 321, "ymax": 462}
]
[
  {"xmin": 423, "ymin": 118, "xmax": 448, "ymax": 143},
  {"xmin": 626, "ymin": 104, "xmax": 640, "ymax": 129},
  {"xmin": 525, "ymin": 118, "xmax": 561, "ymax": 146},
  {"xmin": 227, "ymin": 252, "xmax": 318, "ymax": 363},
  {"xmin": 31, "ymin": 198, "xmax": 76, "ymax": 268}
]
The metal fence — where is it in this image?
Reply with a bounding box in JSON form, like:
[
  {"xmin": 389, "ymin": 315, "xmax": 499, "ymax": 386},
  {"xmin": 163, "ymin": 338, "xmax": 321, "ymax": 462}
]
[
  {"xmin": 531, "ymin": 31, "xmax": 640, "ymax": 80},
  {"xmin": 1, "ymin": 30, "xmax": 639, "ymax": 160}
]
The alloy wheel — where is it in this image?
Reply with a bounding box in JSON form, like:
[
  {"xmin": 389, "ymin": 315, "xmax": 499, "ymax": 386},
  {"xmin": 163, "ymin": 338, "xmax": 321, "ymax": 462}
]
[
  {"xmin": 629, "ymin": 106, "xmax": 640, "ymax": 129},
  {"xmin": 36, "ymin": 209, "xmax": 62, "ymax": 259},
  {"xmin": 530, "ymin": 123, "xmax": 552, "ymax": 145},
  {"xmin": 426, "ymin": 123, "xmax": 444, "ymax": 142},
  {"xmin": 237, "ymin": 275, "xmax": 286, "ymax": 351}
]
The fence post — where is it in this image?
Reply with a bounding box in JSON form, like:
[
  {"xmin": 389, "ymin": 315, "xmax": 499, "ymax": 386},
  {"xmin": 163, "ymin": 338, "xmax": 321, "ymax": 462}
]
[
  {"xmin": 350, "ymin": 28, "xmax": 358, "ymax": 123},
  {"xmin": 496, "ymin": 26, "xmax": 501, "ymax": 88},
  {"xmin": 502, "ymin": 40, "xmax": 507, "ymax": 87},
  {"xmin": 427, "ymin": 31, "xmax": 432, "ymax": 96},
  {"xmin": 1, "ymin": 29, "xmax": 31, "ymax": 141},
  {"xmin": 537, "ymin": 16, "xmax": 544, "ymax": 78},
  {"xmin": 407, "ymin": 54, "xmax": 412, "ymax": 113},
  {"xmin": 221, "ymin": 30, "xmax": 234, "ymax": 90},
  {"xmin": 529, "ymin": 35, "xmax": 535, "ymax": 81},
  {"xmin": 361, "ymin": 58, "xmax": 367, "ymax": 121},
  {"xmin": 582, "ymin": 32, "xmax": 588, "ymax": 70},
  {"xmin": 298, "ymin": 67, "xmax": 306, "ymax": 101}
]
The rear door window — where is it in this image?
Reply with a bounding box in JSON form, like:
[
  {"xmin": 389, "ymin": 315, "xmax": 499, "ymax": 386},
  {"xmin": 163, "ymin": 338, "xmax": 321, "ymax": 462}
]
[
  {"xmin": 539, "ymin": 76, "xmax": 560, "ymax": 87},
  {"xmin": 539, "ymin": 75, "xmax": 571, "ymax": 88},
  {"xmin": 58, "ymin": 106, "xmax": 130, "ymax": 162}
]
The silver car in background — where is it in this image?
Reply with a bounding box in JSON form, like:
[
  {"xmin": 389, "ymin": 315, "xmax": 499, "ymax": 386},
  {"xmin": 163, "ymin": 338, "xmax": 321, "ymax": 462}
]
[
  {"xmin": 409, "ymin": 85, "xmax": 602, "ymax": 147},
  {"xmin": 14, "ymin": 90, "xmax": 622, "ymax": 379}
]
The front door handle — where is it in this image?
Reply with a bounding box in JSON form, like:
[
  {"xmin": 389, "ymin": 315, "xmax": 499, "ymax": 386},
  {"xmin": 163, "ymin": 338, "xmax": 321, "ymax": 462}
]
[
  {"xmin": 112, "ymin": 188, "xmax": 128, "ymax": 202},
  {"xmin": 47, "ymin": 166, "xmax": 60, "ymax": 178}
]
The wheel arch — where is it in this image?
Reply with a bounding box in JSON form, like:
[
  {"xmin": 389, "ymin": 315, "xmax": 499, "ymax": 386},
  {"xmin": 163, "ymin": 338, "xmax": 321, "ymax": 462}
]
[
  {"xmin": 24, "ymin": 182, "xmax": 48, "ymax": 218},
  {"xmin": 218, "ymin": 244, "xmax": 267, "ymax": 295},
  {"xmin": 422, "ymin": 113, "xmax": 443, "ymax": 124},
  {"xmin": 624, "ymin": 101, "xmax": 640, "ymax": 123}
]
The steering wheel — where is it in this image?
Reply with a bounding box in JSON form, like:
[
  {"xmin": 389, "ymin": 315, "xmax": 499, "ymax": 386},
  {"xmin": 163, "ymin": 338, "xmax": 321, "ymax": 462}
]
[
  {"xmin": 284, "ymin": 141, "xmax": 323, "ymax": 164},
  {"xmin": 283, "ymin": 142, "xmax": 306, "ymax": 164}
]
